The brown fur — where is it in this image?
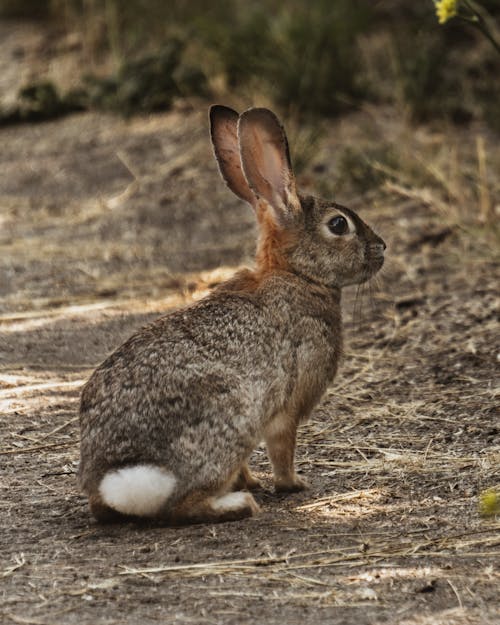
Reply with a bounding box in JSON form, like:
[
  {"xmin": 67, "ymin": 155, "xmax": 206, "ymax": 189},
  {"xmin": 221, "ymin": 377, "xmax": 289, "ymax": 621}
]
[
  {"xmin": 78, "ymin": 106, "xmax": 385, "ymax": 525},
  {"xmin": 255, "ymin": 202, "xmax": 297, "ymax": 273},
  {"xmin": 169, "ymin": 490, "xmax": 260, "ymax": 526},
  {"xmin": 233, "ymin": 463, "xmax": 263, "ymax": 491}
]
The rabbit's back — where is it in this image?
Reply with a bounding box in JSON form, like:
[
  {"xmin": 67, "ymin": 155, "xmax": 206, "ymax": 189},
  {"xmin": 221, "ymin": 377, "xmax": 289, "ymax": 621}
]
[{"xmin": 78, "ymin": 273, "xmax": 341, "ymax": 494}]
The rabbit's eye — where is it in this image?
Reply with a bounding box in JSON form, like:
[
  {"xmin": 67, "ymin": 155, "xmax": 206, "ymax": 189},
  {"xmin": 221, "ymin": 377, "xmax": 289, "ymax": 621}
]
[{"xmin": 327, "ymin": 216, "xmax": 348, "ymax": 235}]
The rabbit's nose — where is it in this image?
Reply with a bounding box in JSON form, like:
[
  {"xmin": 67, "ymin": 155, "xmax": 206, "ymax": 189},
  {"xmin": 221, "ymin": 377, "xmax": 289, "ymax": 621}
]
[
  {"xmin": 376, "ymin": 234, "xmax": 387, "ymax": 251},
  {"xmin": 372, "ymin": 241, "xmax": 386, "ymax": 255}
]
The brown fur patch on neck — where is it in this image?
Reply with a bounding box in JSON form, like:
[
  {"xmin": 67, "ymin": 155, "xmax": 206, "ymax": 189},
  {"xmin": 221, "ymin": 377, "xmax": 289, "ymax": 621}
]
[
  {"xmin": 217, "ymin": 268, "xmax": 260, "ymax": 293},
  {"xmin": 255, "ymin": 203, "xmax": 296, "ymax": 274}
]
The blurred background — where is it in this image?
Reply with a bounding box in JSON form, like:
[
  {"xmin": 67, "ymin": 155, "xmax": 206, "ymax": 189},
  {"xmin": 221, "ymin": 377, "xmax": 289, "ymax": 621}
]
[
  {"xmin": 1, "ymin": 0, "xmax": 500, "ymax": 129},
  {"xmin": 0, "ymin": 0, "xmax": 498, "ymax": 306}
]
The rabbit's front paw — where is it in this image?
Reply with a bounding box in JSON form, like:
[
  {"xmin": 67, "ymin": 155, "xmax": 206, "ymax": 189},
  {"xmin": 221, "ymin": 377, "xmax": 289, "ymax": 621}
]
[
  {"xmin": 233, "ymin": 463, "xmax": 263, "ymax": 491},
  {"xmin": 274, "ymin": 475, "xmax": 309, "ymax": 493},
  {"xmin": 244, "ymin": 473, "xmax": 264, "ymax": 490}
]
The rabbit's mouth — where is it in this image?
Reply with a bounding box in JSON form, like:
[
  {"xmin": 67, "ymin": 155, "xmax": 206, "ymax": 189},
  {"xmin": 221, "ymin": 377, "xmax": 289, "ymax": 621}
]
[
  {"xmin": 366, "ymin": 241, "xmax": 385, "ymax": 273},
  {"xmin": 359, "ymin": 252, "xmax": 384, "ymax": 283},
  {"xmin": 372, "ymin": 253, "xmax": 385, "ymax": 271}
]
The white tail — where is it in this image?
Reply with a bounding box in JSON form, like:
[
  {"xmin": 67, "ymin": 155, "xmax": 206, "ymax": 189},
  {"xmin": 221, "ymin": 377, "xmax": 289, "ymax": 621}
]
[{"xmin": 99, "ymin": 465, "xmax": 177, "ymax": 517}]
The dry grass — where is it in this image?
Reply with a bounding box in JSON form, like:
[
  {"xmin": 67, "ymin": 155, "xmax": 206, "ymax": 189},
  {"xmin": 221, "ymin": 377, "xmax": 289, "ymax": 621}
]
[{"xmin": 0, "ymin": 75, "xmax": 499, "ymax": 625}]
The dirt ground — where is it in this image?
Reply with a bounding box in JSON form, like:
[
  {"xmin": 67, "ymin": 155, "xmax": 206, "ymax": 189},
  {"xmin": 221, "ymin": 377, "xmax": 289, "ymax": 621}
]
[{"xmin": 1, "ymin": 21, "xmax": 499, "ymax": 625}]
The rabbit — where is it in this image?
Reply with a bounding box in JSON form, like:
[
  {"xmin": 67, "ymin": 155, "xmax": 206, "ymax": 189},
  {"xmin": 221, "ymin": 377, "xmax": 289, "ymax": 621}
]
[{"xmin": 78, "ymin": 105, "xmax": 386, "ymax": 525}]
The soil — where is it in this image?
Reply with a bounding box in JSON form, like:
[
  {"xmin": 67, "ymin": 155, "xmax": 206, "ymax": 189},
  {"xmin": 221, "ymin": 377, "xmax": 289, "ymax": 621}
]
[{"xmin": 1, "ymin": 20, "xmax": 499, "ymax": 625}]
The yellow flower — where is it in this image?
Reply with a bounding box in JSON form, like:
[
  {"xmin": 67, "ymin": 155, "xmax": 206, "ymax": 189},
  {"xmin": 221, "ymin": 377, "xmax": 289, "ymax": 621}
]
[
  {"xmin": 435, "ymin": 0, "xmax": 459, "ymax": 24},
  {"xmin": 479, "ymin": 489, "xmax": 500, "ymax": 518}
]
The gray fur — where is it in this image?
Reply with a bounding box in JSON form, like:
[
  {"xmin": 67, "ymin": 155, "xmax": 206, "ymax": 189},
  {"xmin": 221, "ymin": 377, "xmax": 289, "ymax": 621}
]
[{"xmin": 78, "ymin": 106, "xmax": 385, "ymax": 524}]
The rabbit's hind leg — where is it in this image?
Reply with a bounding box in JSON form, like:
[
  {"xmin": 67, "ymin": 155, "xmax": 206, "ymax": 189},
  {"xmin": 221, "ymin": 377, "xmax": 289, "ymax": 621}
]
[{"xmin": 170, "ymin": 490, "xmax": 260, "ymax": 525}]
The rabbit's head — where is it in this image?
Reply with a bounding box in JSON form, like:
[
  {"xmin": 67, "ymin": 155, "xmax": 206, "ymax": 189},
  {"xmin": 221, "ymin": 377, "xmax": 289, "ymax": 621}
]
[{"xmin": 210, "ymin": 106, "xmax": 385, "ymax": 288}]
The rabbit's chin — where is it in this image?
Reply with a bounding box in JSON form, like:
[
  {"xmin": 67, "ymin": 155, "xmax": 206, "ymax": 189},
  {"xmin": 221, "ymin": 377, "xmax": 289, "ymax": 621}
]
[{"xmin": 336, "ymin": 258, "xmax": 384, "ymax": 288}]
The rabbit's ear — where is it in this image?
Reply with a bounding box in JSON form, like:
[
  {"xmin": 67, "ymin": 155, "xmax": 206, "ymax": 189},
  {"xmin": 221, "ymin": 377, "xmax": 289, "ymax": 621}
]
[
  {"xmin": 237, "ymin": 108, "xmax": 301, "ymax": 221},
  {"xmin": 209, "ymin": 105, "xmax": 257, "ymax": 206}
]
